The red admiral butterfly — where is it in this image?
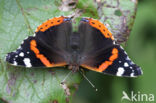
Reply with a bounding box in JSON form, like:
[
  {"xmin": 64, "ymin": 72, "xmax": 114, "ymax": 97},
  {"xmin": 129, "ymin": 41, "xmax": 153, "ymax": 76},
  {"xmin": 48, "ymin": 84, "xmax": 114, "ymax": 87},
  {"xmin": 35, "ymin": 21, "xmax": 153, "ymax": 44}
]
[{"xmin": 6, "ymin": 16, "xmax": 142, "ymax": 77}]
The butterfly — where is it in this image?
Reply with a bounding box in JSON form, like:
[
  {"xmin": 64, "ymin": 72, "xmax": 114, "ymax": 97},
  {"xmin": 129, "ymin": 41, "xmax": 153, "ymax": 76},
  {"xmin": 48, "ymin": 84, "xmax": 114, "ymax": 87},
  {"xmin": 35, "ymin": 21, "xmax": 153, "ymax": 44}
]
[{"xmin": 6, "ymin": 16, "xmax": 142, "ymax": 77}]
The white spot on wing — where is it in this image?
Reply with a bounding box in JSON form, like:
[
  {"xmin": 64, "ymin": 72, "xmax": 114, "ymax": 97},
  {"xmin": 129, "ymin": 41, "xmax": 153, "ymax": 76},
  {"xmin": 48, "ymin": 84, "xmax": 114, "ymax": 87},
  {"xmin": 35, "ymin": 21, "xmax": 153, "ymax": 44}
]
[
  {"xmin": 33, "ymin": 33, "xmax": 36, "ymax": 36},
  {"xmin": 124, "ymin": 62, "xmax": 129, "ymax": 67},
  {"xmin": 130, "ymin": 72, "xmax": 135, "ymax": 77},
  {"xmin": 120, "ymin": 46, "xmax": 124, "ymax": 50},
  {"xmin": 23, "ymin": 58, "xmax": 32, "ymax": 67},
  {"xmin": 130, "ymin": 61, "xmax": 134, "ymax": 65},
  {"xmin": 119, "ymin": 61, "xmax": 122, "ymax": 63},
  {"xmin": 116, "ymin": 67, "xmax": 125, "ymax": 76},
  {"xmin": 13, "ymin": 61, "xmax": 17, "ymax": 65},
  {"xmin": 124, "ymin": 51, "xmax": 127, "ymax": 55},
  {"xmin": 130, "ymin": 70, "xmax": 135, "ymax": 77},
  {"xmin": 19, "ymin": 52, "xmax": 24, "ymax": 57},
  {"xmin": 126, "ymin": 56, "xmax": 130, "ymax": 61},
  {"xmin": 113, "ymin": 41, "xmax": 116, "ymax": 44},
  {"xmin": 17, "ymin": 46, "xmax": 22, "ymax": 49}
]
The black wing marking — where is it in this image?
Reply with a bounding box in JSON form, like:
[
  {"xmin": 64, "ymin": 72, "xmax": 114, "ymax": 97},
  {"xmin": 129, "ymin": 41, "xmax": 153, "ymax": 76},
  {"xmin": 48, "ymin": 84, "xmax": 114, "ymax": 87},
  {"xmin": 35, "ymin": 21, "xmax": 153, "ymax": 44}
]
[{"xmin": 6, "ymin": 17, "xmax": 72, "ymax": 67}]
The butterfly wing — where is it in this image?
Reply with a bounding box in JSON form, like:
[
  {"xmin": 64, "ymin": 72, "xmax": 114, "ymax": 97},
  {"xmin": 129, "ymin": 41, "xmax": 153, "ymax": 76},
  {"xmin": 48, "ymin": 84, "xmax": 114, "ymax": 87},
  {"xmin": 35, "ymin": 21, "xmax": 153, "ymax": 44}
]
[
  {"xmin": 78, "ymin": 18, "xmax": 114, "ymax": 55},
  {"xmin": 79, "ymin": 18, "xmax": 142, "ymax": 77},
  {"xmin": 6, "ymin": 16, "xmax": 72, "ymax": 68}
]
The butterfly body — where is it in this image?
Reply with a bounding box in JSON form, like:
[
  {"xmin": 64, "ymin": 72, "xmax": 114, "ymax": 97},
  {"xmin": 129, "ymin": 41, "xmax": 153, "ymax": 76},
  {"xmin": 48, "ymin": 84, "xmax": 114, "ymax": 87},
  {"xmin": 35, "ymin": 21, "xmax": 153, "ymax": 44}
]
[{"xmin": 6, "ymin": 16, "xmax": 142, "ymax": 77}]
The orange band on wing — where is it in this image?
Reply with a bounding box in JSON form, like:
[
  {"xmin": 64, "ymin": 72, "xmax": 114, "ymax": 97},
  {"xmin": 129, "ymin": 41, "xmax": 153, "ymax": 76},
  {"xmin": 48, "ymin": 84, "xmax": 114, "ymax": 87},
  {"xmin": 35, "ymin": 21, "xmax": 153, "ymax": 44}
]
[
  {"xmin": 87, "ymin": 18, "xmax": 114, "ymax": 40},
  {"xmin": 97, "ymin": 48, "xmax": 118, "ymax": 72},
  {"xmin": 35, "ymin": 16, "xmax": 65, "ymax": 32},
  {"xmin": 30, "ymin": 40, "xmax": 53, "ymax": 67},
  {"xmin": 81, "ymin": 48, "xmax": 118, "ymax": 73}
]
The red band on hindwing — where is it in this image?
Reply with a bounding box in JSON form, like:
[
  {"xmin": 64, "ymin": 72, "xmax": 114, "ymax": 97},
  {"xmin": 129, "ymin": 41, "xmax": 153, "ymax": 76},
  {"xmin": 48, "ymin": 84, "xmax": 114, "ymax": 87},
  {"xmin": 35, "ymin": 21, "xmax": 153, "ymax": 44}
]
[
  {"xmin": 81, "ymin": 48, "xmax": 118, "ymax": 72},
  {"xmin": 30, "ymin": 40, "xmax": 53, "ymax": 67},
  {"xmin": 97, "ymin": 48, "xmax": 118, "ymax": 72}
]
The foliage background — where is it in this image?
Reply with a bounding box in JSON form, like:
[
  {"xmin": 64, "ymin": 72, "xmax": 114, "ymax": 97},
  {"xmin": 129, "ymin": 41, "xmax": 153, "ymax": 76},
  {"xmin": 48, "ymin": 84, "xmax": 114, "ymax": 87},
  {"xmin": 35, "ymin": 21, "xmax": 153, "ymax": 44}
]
[{"xmin": 0, "ymin": 0, "xmax": 156, "ymax": 103}]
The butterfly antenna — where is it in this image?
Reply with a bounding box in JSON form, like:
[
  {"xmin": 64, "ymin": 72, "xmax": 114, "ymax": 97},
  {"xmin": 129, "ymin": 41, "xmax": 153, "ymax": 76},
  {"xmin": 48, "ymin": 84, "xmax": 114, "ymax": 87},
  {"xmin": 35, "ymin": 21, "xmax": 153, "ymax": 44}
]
[
  {"xmin": 61, "ymin": 70, "xmax": 72, "ymax": 84},
  {"xmin": 80, "ymin": 70, "xmax": 98, "ymax": 91}
]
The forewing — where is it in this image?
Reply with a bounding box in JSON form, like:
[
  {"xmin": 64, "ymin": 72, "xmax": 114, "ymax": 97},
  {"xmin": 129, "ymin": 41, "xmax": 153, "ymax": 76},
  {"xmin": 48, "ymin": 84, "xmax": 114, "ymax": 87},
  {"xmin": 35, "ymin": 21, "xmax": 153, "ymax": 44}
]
[
  {"xmin": 78, "ymin": 18, "xmax": 114, "ymax": 55},
  {"xmin": 79, "ymin": 18, "xmax": 142, "ymax": 77},
  {"xmin": 6, "ymin": 16, "xmax": 72, "ymax": 68}
]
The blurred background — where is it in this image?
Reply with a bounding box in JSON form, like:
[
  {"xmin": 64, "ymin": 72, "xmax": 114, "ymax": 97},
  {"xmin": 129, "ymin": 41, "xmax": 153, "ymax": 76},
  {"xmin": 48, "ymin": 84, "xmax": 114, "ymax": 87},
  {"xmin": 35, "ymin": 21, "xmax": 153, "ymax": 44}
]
[{"xmin": 74, "ymin": 0, "xmax": 156, "ymax": 103}]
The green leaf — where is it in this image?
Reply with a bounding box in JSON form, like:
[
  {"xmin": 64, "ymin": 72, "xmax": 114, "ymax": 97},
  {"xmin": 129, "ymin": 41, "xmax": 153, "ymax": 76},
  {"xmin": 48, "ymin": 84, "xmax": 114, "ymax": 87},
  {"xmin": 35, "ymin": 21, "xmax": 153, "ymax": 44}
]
[{"xmin": 97, "ymin": 0, "xmax": 137, "ymax": 43}]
